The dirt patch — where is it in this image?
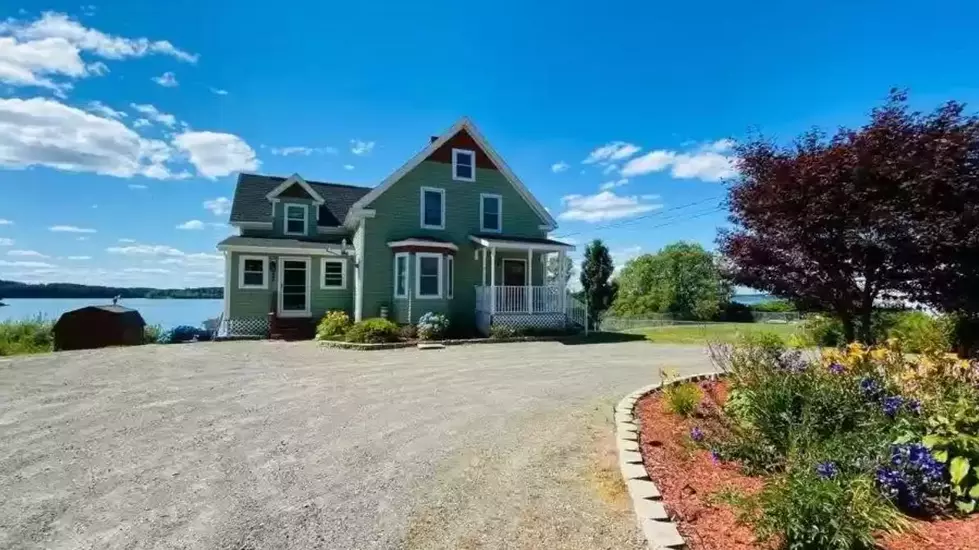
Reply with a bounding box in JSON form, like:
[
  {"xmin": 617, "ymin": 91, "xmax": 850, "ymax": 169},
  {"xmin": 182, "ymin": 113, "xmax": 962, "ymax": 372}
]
[{"xmin": 635, "ymin": 380, "xmax": 979, "ymax": 550}]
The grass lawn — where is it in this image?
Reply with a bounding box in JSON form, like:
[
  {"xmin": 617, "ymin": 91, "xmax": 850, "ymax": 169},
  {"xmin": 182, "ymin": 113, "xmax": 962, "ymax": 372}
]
[{"xmin": 627, "ymin": 322, "xmax": 802, "ymax": 344}]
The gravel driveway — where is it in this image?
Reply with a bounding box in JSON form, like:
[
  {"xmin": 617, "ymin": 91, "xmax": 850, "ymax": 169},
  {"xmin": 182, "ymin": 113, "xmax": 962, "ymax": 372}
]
[{"xmin": 0, "ymin": 340, "xmax": 714, "ymax": 550}]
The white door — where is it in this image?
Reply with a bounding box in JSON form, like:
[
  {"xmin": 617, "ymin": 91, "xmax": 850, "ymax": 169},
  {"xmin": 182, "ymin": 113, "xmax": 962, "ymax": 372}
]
[{"xmin": 278, "ymin": 258, "xmax": 311, "ymax": 317}]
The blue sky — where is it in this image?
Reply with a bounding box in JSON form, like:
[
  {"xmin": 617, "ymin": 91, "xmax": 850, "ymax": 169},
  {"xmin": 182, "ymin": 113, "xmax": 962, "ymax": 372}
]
[{"xmin": 1, "ymin": 2, "xmax": 979, "ymax": 288}]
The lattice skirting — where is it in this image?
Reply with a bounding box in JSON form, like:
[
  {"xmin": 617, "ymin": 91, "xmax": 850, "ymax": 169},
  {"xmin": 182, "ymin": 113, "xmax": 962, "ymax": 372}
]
[
  {"xmin": 491, "ymin": 312, "xmax": 567, "ymax": 330},
  {"xmin": 221, "ymin": 317, "xmax": 270, "ymax": 337}
]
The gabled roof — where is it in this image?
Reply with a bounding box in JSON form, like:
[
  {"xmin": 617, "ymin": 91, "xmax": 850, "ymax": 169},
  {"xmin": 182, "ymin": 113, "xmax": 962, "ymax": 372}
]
[
  {"xmin": 347, "ymin": 117, "xmax": 558, "ymax": 229},
  {"xmin": 229, "ymin": 173, "xmax": 371, "ymax": 227},
  {"xmin": 265, "ymin": 173, "xmax": 325, "ymax": 204}
]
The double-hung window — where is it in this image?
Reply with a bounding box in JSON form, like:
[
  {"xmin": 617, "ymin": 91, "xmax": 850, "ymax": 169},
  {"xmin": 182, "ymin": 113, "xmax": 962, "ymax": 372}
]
[
  {"xmin": 284, "ymin": 204, "xmax": 308, "ymax": 236},
  {"xmin": 420, "ymin": 187, "xmax": 445, "ymax": 230},
  {"xmin": 480, "ymin": 193, "xmax": 502, "ymax": 233},
  {"xmin": 239, "ymin": 256, "xmax": 267, "ymax": 289},
  {"xmin": 452, "ymin": 149, "xmax": 475, "ymax": 182},
  {"xmin": 416, "ymin": 253, "xmax": 442, "ymax": 299},
  {"xmin": 320, "ymin": 258, "xmax": 346, "ymax": 289},
  {"xmin": 393, "ymin": 253, "xmax": 409, "ymax": 298}
]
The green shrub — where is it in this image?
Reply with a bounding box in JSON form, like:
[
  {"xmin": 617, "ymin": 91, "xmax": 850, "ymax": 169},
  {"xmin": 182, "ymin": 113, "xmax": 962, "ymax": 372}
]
[
  {"xmin": 0, "ymin": 316, "xmax": 53, "ymax": 356},
  {"xmin": 398, "ymin": 324, "xmax": 418, "ymax": 341},
  {"xmin": 921, "ymin": 396, "xmax": 979, "ymax": 513},
  {"xmin": 726, "ymin": 465, "xmax": 906, "ymax": 550},
  {"xmin": 888, "ymin": 311, "xmax": 951, "ymax": 353},
  {"xmin": 751, "ymin": 299, "xmax": 796, "ymax": 313},
  {"xmin": 316, "ymin": 310, "xmax": 352, "ymax": 341},
  {"xmin": 664, "ymin": 381, "xmax": 701, "ymax": 417},
  {"xmin": 345, "ymin": 318, "xmax": 399, "ymax": 343},
  {"xmin": 802, "ymin": 314, "xmax": 846, "ymax": 347},
  {"xmin": 143, "ymin": 324, "xmax": 163, "ymax": 344},
  {"xmin": 489, "ymin": 325, "xmax": 517, "ymax": 339}
]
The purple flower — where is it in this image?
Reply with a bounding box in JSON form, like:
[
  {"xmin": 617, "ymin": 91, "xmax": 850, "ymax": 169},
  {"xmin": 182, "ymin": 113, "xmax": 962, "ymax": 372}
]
[
  {"xmin": 883, "ymin": 395, "xmax": 904, "ymax": 418},
  {"xmin": 690, "ymin": 427, "xmax": 704, "ymax": 442},
  {"xmin": 906, "ymin": 398, "xmax": 922, "ymax": 415},
  {"xmin": 828, "ymin": 362, "xmax": 845, "ymax": 374},
  {"xmin": 860, "ymin": 377, "xmax": 884, "ymax": 400},
  {"xmin": 709, "ymin": 451, "xmax": 721, "ymax": 464},
  {"xmin": 877, "ymin": 443, "xmax": 948, "ymax": 512},
  {"xmin": 816, "ymin": 461, "xmax": 839, "ymax": 479}
]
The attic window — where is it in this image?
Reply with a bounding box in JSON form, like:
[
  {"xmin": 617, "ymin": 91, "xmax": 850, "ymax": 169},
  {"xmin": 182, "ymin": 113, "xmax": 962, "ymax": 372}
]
[
  {"xmin": 284, "ymin": 204, "xmax": 308, "ymax": 236},
  {"xmin": 452, "ymin": 149, "xmax": 475, "ymax": 182}
]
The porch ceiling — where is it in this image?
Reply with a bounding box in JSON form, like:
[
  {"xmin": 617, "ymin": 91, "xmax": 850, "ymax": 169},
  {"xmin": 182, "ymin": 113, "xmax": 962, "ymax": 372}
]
[{"xmin": 469, "ymin": 234, "xmax": 575, "ymax": 252}]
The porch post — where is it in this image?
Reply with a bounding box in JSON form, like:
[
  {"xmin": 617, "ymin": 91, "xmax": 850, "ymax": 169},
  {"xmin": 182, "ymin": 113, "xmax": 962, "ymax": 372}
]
[
  {"xmin": 481, "ymin": 248, "xmax": 486, "ymax": 286},
  {"xmin": 527, "ymin": 248, "xmax": 533, "ymax": 313},
  {"xmin": 490, "ymin": 247, "xmax": 496, "ymax": 314},
  {"xmin": 559, "ymin": 250, "xmax": 567, "ymax": 313}
]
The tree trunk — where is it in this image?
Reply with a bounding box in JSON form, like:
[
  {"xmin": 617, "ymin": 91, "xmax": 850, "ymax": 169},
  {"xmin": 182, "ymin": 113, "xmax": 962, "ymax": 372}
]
[
  {"xmin": 953, "ymin": 314, "xmax": 979, "ymax": 359},
  {"xmin": 839, "ymin": 311, "xmax": 856, "ymax": 343},
  {"xmin": 857, "ymin": 307, "xmax": 874, "ymax": 344}
]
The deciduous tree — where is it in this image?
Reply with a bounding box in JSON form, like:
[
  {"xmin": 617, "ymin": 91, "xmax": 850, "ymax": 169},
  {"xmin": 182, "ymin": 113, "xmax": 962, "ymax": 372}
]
[{"xmin": 580, "ymin": 239, "xmax": 614, "ymax": 324}]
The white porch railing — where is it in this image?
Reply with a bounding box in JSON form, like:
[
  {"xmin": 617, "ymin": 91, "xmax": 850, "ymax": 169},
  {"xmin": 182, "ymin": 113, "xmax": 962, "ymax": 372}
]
[{"xmin": 475, "ymin": 285, "xmax": 565, "ymax": 314}]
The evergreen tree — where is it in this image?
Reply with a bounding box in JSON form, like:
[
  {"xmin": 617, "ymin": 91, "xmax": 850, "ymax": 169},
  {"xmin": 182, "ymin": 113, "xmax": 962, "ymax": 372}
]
[{"xmin": 579, "ymin": 239, "xmax": 614, "ymax": 324}]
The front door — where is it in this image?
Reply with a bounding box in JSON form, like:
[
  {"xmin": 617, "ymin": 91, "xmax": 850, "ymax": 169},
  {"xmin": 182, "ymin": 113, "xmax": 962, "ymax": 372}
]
[
  {"xmin": 278, "ymin": 258, "xmax": 310, "ymax": 317},
  {"xmin": 502, "ymin": 259, "xmax": 526, "ymax": 286}
]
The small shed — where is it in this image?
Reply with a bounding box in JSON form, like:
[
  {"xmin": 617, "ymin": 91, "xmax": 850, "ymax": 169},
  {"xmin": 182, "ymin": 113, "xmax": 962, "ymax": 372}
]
[{"xmin": 54, "ymin": 305, "xmax": 147, "ymax": 351}]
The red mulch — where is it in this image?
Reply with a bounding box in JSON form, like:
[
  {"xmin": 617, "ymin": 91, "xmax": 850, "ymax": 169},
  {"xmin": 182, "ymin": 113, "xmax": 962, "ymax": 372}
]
[{"xmin": 635, "ymin": 380, "xmax": 979, "ymax": 550}]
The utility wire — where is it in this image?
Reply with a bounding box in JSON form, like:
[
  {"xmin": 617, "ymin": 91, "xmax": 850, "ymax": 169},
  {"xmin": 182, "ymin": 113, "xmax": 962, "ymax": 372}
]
[{"xmin": 553, "ymin": 195, "xmax": 725, "ymax": 239}]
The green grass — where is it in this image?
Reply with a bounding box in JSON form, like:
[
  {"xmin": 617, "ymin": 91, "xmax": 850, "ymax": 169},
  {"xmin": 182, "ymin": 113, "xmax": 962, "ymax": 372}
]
[
  {"xmin": 0, "ymin": 316, "xmax": 54, "ymax": 356},
  {"xmin": 627, "ymin": 322, "xmax": 802, "ymax": 344}
]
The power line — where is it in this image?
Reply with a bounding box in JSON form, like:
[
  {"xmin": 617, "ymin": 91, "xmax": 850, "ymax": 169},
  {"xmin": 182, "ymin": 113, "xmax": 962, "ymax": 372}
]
[{"xmin": 554, "ymin": 195, "xmax": 725, "ymax": 239}]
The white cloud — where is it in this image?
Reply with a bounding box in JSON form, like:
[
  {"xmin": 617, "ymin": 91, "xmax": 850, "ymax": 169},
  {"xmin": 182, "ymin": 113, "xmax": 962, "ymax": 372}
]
[
  {"xmin": 551, "ymin": 161, "xmax": 569, "ymax": 173},
  {"xmin": 0, "ymin": 97, "xmax": 175, "ymax": 179},
  {"xmin": 132, "ymin": 118, "xmax": 150, "ymax": 128},
  {"xmin": 599, "ymin": 178, "xmax": 629, "ymax": 191},
  {"xmin": 49, "ymin": 225, "xmax": 95, "ymax": 233},
  {"xmin": 151, "ymin": 70, "xmax": 178, "ymax": 87},
  {"xmin": 8, "ymin": 249, "xmax": 47, "ymax": 258},
  {"xmin": 0, "ymin": 218, "xmax": 12, "ymax": 225},
  {"xmin": 0, "ymin": 260, "xmax": 55, "ymax": 268},
  {"xmin": 0, "ymin": 237, "xmax": 14, "ymax": 246},
  {"xmin": 76, "ymin": 236, "xmax": 88, "ymax": 241},
  {"xmin": 582, "ymin": 141, "xmax": 641, "ymax": 165},
  {"xmin": 106, "ymin": 244, "xmax": 184, "ymax": 256},
  {"xmin": 117, "ymin": 238, "xmax": 136, "ymax": 243},
  {"xmin": 350, "ymin": 139, "xmax": 375, "ymax": 156},
  {"xmin": 343, "ymin": 164, "xmax": 354, "ymax": 171},
  {"xmin": 176, "ymin": 219, "xmax": 204, "ymax": 230},
  {"xmin": 602, "ymin": 164, "xmax": 618, "ymax": 175},
  {"xmin": 620, "ymin": 139, "xmax": 736, "ymax": 182},
  {"xmin": 557, "ymin": 191, "xmax": 662, "ymax": 223},
  {"xmin": 66, "ymin": 255, "xmax": 90, "ymax": 260},
  {"xmin": 172, "ymin": 131, "xmax": 259, "ymax": 179},
  {"xmin": 203, "ymin": 196, "xmax": 231, "ymax": 216},
  {"xmin": 269, "ymin": 146, "xmax": 335, "ymax": 156},
  {"xmin": 130, "ymin": 103, "xmax": 176, "ymax": 127},
  {"xmin": 123, "ymin": 267, "xmax": 170, "ymax": 274},
  {"xmin": 209, "ymin": 87, "xmax": 228, "ymax": 95},
  {"xmin": 86, "ymin": 100, "xmax": 126, "ymax": 119},
  {"xmin": 611, "ymin": 245, "xmax": 643, "ymax": 274},
  {"xmin": 128, "ymin": 183, "xmax": 147, "ymax": 190},
  {"xmin": 0, "ymin": 11, "xmax": 197, "ymax": 92}
]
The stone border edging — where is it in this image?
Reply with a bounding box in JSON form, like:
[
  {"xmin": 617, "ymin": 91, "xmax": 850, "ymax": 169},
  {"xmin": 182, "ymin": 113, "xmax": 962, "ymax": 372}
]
[
  {"xmin": 615, "ymin": 371, "xmax": 721, "ymax": 550},
  {"xmin": 317, "ymin": 335, "xmax": 575, "ymax": 350}
]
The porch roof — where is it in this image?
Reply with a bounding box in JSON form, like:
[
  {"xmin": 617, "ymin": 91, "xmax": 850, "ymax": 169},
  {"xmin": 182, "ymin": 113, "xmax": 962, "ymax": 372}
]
[
  {"xmin": 217, "ymin": 236, "xmax": 349, "ymax": 255},
  {"xmin": 469, "ymin": 234, "xmax": 575, "ymax": 252}
]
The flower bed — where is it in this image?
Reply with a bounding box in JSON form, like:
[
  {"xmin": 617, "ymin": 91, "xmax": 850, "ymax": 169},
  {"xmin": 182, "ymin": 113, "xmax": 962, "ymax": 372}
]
[{"xmin": 634, "ymin": 336, "xmax": 979, "ymax": 550}]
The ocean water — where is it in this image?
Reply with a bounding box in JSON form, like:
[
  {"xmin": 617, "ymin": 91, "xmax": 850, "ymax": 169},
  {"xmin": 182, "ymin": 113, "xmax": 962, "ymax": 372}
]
[
  {"xmin": 0, "ymin": 298, "xmax": 223, "ymax": 329},
  {"xmin": 731, "ymin": 293, "xmax": 776, "ymax": 306}
]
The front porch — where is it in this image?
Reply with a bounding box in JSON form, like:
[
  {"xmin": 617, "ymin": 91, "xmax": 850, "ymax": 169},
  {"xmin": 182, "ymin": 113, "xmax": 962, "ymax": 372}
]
[{"xmin": 469, "ymin": 234, "xmax": 582, "ymax": 335}]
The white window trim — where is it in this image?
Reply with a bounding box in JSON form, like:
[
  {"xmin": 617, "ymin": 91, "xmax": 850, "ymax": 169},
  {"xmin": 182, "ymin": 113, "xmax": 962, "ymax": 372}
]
[
  {"xmin": 277, "ymin": 257, "xmax": 311, "ymax": 317},
  {"xmin": 501, "ymin": 258, "xmax": 528, "ymax": 286},
  {"xmin": 238, "ymin": 255, "xmax": 268, "ymax": 290},
  {"xmin": 446, "ymin": 255, "xmax": 454, "ymax": 299},
  {"xmin": 420, "ymin": 187, "xmax": 446, "ymax": 230},
  {"xmin": 320, "ymin": 258, "xmax": 347, "ymax": 290},
  {"xmin": 479, "ymin": 193, "xmax": 502, "ymax": 233},
  {"xmin": 393, "ymin": 252, "xmax": 409, "ymax": 299},
  {"xmin": 415, "ymin": 252, "xmax": 443, "ymax": 299},
  {"xmin": 452, "ymin": 148, "xmax": 476, "ymax": 182},
  {"xmin": 283, "ymin": 203, "xmax": 309, "ymax": 236}
]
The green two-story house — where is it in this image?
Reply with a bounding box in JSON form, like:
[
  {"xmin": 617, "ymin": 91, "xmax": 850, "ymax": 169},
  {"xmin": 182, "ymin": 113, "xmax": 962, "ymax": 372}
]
[{"xmin": 217, "ymin": 118, "xmax": 576, "ymax": 337}]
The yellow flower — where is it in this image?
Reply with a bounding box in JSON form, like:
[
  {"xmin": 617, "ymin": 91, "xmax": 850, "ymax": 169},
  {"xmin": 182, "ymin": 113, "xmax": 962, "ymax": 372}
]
[{"xmin": 870, "ymin": 348, "xmax": 888, "ymax": 361}]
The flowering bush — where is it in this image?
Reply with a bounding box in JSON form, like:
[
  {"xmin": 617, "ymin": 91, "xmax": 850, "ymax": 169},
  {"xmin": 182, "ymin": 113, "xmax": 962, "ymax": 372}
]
[
  {"xmin": 315, "ymin": 310, "xmax": 351, "ymax": 340},
  {"xmin": 875, "ymin": 443, "xmax": 948, "ymax": 514},
  {"xmin": 416, "ymin": 312, "xmax": 449, "ymax": 340}
]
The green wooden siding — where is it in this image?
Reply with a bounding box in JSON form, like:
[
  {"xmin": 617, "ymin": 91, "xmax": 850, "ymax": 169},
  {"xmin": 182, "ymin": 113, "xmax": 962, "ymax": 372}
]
[
  {"xmin": 227, "ymin": 251, "xmax": 353, "ymax": 320},
  {"xmin": 239, "ymin": 198, "xmax": 350, "ymax": 241},
  {"xmin": 359, "ymin": 160, "xmax": 549, "ymax": 325}
]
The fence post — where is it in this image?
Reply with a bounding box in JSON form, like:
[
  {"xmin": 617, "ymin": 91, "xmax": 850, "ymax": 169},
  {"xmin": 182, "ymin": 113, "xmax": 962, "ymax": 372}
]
[{"xmin": 585, "ymin": 294, "xmax": 590, "ymax": 336}]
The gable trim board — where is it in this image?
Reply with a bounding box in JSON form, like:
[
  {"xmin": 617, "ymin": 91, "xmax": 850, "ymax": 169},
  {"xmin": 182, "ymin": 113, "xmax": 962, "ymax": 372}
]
[
  {"xmin": 346, "ymin": 117, "xmax": 557, "ymax": 230},
  {"xmin": 265, "ymin": 173, "xmax": 326, "ymax": 204}
]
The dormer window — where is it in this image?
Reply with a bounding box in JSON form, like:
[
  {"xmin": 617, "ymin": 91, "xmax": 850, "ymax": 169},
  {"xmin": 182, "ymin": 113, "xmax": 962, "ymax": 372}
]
[
  {"xmin": 284, "ymin": 204, "xmax": 308, "ymax": 236},
  {"xmin": 452, "ymin": 148, "xmax": 475, "ymax": 182}
]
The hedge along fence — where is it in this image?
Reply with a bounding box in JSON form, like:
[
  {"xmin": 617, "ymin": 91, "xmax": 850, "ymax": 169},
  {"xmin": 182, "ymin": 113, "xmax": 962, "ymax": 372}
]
[{"xmin": 600, "ymin": 314, "xmax": 802, "ymax": 332}]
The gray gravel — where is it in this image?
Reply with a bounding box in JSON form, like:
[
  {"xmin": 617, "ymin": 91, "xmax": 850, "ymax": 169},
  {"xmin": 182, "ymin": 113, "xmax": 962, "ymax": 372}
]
[{"xmin": 0, "ymin": 340, "xmax": 714, "ymax": 550}]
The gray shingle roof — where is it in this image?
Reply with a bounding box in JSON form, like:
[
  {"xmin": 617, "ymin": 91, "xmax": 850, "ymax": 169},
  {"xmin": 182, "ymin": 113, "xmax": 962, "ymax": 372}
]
[{"xmin": 229, "ymin": 173, "xmax": 372, "ymax": 227}]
